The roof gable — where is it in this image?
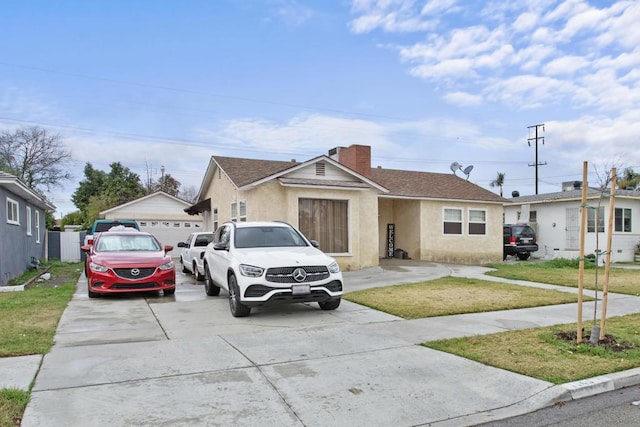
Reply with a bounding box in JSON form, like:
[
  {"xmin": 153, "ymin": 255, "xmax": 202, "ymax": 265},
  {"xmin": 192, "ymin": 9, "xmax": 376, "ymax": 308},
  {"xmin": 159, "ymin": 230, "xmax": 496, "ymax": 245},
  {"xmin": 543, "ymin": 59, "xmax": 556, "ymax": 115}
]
[{"xmin": 101, "ymin": 191, "xmax": 191, "ymax": 215}]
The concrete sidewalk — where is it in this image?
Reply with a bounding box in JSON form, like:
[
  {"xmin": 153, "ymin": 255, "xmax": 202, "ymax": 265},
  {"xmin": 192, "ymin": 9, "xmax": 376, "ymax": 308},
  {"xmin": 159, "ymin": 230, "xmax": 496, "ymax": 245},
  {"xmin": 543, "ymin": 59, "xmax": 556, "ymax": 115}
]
[{"xmin": 5, "ymin": 261, "xmax": 640, "ymax": 426}]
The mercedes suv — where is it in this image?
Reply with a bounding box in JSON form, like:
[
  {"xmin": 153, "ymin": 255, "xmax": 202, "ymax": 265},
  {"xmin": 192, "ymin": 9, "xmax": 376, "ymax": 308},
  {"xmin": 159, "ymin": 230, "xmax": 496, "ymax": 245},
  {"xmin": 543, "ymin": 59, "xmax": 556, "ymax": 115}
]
[
  {"xmin": 202, "ymin": 221, "xmax": 343, "ymax": 317},
  {"xmin": 503, "ymin": 224, "xmax": 538, "ymax": 260}
]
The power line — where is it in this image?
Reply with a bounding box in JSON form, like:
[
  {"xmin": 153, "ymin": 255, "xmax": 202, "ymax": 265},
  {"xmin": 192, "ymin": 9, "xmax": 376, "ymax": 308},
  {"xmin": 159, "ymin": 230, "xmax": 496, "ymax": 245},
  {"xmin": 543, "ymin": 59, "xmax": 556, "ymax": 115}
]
[{"xmin": 527, "ymin": 123, "xmax": 547, "ymax": 194}]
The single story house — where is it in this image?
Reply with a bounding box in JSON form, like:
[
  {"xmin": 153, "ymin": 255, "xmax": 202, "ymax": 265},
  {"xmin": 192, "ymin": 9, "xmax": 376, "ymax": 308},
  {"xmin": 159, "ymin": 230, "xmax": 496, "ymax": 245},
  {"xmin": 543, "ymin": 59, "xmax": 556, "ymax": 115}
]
[
  {"xmin": 100, "ymin": 191, "xmax": 202, "ymax": 250},
  {"xmin": 505, "ymin": 182, "xmax": 640, "ymax": 263},
  {"xmin": 0, "ymin": 171, "xmax": 55, "ymax": 286},
  {"xmin": 186, "ymin": 145, "xmax": 506, "ymax": 270}
]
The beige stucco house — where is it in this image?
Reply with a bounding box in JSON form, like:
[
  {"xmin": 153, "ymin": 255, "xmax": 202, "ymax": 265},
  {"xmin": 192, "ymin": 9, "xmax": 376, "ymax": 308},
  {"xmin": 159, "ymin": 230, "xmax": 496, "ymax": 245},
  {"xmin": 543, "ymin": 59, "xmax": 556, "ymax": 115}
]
[{"xmin": 187, "ymin": 145, "xmax": 506, "ymax": 270}]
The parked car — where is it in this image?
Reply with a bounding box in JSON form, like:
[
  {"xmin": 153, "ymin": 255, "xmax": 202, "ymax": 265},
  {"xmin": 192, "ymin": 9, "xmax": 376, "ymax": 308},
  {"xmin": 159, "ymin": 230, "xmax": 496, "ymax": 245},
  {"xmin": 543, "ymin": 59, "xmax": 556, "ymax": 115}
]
[
  {"xmin": 177, "ymin": 232, "xmax": 214, "ymax": 281},
  {"xmin": 84, "ymin": 219, "xmax": 139, "ymax": 246},
  {"xmin": 81, "ymin": 229, "xmax": 175, "ymax": 298},
  {"xmin": 202, "ymin": 221, "xmax": 343, "ymax": 317},
  {"xmin": 503, "ymin": 224, "xmax": 538, "ymax": 260}
]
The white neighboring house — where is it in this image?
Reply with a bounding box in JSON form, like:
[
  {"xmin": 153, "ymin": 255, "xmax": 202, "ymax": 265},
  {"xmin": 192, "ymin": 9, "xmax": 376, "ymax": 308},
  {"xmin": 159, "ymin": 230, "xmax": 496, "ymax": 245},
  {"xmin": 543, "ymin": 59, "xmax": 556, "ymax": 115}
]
[
  {"xmin": 100, "ymin": 191, "xmax": 202, "ymax": 251},
  {"xmin": 505, "ymin": 183, "xmax": 640, "ymax": 263}
]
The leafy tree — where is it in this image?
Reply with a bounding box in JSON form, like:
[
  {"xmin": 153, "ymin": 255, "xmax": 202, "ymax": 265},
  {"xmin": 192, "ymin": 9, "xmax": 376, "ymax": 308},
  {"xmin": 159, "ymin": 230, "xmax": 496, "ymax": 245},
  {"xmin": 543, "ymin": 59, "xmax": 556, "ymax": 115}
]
[
  {"xmin": 153, "ymin": 173, "xmax": 181, "ymax": 196},
  {"xmin": 489, "ymin": 172, "xmax": 506, "ymax": 197},
  {"xmin": 0, "ymin": 126, "xmax": 72, "ymax": 192},
  {"xmin": 617, "ymin": 167, "xmax": 640, "ymax": 190},
  {"xmin": 72, "ymin": 162, "xmax": 146, "ymax": 227},
  {"xmin": 71, "ymin": 163, "xmax": 107, "ymax": 213},
  {"xmin": 61, "ymin": 211, "xmax": 85, "ymax": 228}
]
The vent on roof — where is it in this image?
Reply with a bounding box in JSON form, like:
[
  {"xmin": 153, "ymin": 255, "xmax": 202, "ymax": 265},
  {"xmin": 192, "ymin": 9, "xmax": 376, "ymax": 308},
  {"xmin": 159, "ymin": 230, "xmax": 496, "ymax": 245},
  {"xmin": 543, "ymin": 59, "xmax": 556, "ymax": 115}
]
[{"xmin": 316, "ymin": 162, "xmax": 326, "ymax": 176}]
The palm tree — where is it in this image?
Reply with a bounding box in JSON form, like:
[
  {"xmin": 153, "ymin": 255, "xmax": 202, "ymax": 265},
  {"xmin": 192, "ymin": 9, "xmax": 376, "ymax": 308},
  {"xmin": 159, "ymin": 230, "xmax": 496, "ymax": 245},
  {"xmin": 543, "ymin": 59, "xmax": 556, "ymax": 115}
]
[{"xmin": 490, "ymin": 172, "xmax": 505, "ymax": 197}]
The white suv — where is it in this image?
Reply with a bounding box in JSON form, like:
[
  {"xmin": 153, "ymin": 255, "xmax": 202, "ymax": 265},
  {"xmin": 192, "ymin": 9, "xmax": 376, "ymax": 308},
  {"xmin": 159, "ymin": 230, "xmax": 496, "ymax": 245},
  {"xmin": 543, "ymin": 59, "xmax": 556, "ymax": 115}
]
[{"xmin": 202, "ymin": 221, "xmax": 343, "ymax": 317}]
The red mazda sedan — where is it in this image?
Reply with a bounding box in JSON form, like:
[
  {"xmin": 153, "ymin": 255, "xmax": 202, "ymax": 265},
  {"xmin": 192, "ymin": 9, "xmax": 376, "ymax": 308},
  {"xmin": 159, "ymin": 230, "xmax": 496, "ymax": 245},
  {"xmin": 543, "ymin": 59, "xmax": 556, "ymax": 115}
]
[{"xmin": 81, "ymin": 229, "xmax": 176, "ymax": 298}]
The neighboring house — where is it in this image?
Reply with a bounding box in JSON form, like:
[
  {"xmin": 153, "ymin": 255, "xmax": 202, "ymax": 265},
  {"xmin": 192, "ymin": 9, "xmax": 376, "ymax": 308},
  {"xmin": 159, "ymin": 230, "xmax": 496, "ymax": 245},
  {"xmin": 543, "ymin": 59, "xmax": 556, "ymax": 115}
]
[
  {"xmin": 100, "ymin": 191, "xmax": 202, "ymax": 250},
  {"xmin": 186, "ymin": 145, "xmax": 506, "ymax": 270},
  {"xmin": 505, "ymin": 183, "xmax": 640, "ymax": 263},
  {"xmin": 0, "ymin": 171, "xmax": 55, "ymax": 286}
]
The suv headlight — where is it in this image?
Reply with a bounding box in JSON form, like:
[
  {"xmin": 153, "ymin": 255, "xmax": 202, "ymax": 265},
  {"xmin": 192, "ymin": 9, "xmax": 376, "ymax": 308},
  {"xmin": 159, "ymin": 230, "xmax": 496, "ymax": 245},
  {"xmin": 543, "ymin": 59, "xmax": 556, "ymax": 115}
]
[
  {"xmin": 328, "ymin": 261, "xmax": 340, "ymax": 274},
  {"xmin": 158, "ymin": 260, "xmax": 175, "ymax": 271},
  {"xmin": 89, "ymin": 262, "xmax": 109, "ymax": 273},
  {"xmin": 239, "ymin": 264, "xmax": 264, "ymax": 277}
]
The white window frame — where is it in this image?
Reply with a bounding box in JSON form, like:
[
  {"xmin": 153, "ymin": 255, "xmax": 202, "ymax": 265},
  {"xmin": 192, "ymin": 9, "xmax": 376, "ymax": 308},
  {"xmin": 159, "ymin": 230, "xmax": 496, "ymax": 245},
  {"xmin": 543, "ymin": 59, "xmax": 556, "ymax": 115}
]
[
  {"xmin": 35, "ymin": 210, "xmax": 41, "ymax": 243},
  {"xmin": 443, "ymin": 207, "xmax": 463, "ymax": 235},
  {"xmin": 213, "ymin": 208, "xmax": 218, "ymax": 230},
  {"xmin": 26, "ymin": 206, "xmax": 32, "ymax": 236},
  {"xmin": 6, "ymin": 197, "xmax": 19, "ymax": 225},
  {"xmin": 468, "ymin": 208, "xmax": 487, "ymax": 236},
  {"xmin": 614, "ymin": 208, "xmax": 632, "ymax": 233},
  {"xmin": 231, "ymin": 201, "xmax": 247, "ymax": 222}
]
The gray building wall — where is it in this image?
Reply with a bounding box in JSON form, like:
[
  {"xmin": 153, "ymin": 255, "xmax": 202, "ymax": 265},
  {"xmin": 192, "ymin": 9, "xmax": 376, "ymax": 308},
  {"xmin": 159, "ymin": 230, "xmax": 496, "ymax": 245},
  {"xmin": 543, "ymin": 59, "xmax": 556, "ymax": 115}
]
[{"xmin": 0, "ymin": 186, "xmax": 48, "ymax": 286}]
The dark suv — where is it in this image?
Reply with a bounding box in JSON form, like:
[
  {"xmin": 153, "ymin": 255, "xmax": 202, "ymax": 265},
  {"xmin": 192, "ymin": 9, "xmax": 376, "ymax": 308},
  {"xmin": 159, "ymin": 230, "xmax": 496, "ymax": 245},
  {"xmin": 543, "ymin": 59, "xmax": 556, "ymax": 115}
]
[{"xmin": 503, "ymin": 224, "xmax": 538, "ymax": 260}]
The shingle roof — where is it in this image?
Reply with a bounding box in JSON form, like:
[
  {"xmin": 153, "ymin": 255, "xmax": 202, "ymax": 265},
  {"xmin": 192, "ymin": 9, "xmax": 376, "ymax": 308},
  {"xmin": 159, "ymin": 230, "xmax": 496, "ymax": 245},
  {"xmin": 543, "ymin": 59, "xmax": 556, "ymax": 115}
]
[
  {"xmin": 506, "ymin": 188, "xmax": 640, "ymax": 204},
  {"xmin": 210, "ymin": 157, "xmax": 505, "ymax": 203},
  {"xmin": 213, "ymin": 156, "xmax": 299, "ymax": 188},
  {"xmin": 370, "ymin": 167, "xmax": 506, "ymax": 202}
]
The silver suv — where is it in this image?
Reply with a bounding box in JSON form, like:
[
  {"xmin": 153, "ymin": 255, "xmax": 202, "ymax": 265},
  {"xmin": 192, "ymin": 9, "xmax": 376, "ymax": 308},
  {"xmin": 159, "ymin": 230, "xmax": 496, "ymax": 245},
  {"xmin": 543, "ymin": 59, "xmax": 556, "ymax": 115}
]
[{"xmin": 202, "ymin": 221, "xmax": 343, "ymax": 317}]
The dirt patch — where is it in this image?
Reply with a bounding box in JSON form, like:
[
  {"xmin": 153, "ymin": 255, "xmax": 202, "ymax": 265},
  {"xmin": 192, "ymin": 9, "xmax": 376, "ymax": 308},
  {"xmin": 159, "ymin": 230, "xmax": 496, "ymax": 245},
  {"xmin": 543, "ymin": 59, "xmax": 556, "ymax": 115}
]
[{"xmin": 555, "ymin": 330, "xmax": 636, "ymax": 352}]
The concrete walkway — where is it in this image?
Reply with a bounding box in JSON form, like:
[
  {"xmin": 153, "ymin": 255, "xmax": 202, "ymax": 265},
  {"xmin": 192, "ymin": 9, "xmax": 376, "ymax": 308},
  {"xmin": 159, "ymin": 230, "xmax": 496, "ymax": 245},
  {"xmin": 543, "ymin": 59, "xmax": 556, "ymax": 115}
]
[{"xmin": 3, "ymin": 260, "xmax": 640, "ymax": 426}]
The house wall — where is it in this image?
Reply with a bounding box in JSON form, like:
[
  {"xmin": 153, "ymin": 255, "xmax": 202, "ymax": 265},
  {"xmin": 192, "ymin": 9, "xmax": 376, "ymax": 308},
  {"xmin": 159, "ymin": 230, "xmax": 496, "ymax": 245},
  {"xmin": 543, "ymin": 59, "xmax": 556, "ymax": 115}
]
[
  {"xmin": 0, "ymin": 187, "xmax": 47, "ymax": 286},
  {"xmin": 420, "ymin": 200, "xmax": 503, "ymax": 264},
  {"xmin": 102, "ymin": 193, "xmax": 201, "ymax": 250},
  {"xmin": 378, "ymin": 198, "xmax": 503, "ymax": 264},
  {"xmin": 202, "ymin": 168, "xmax": 379, "ymax": 270},
  {"xmin": 505, "ymin": 197, "xmax": 640, "ymax": 262}
]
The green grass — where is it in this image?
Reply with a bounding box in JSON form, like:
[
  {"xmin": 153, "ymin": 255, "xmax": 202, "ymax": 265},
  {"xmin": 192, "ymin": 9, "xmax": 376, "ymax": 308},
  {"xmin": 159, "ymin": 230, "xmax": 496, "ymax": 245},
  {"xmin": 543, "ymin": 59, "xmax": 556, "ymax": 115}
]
[
  {"xmin": 424, "ymin": 313, "xmax": 640, "ymax": 384},
  {"xmin": 0, "ymin": 388, "xmax": 29, "ymax": 427},
  {"xmin": 0, "ymin": 261, "xmax": 81, "ymax": 426},
  {"xmin": 344, "ymin": 276, "xmax": 586, "ymax": 319},
  {"xmin": 0, "ymin": 262, "xmax": 81, "ymax": 357},
  {"xmin": 485, "ymin": 259, "xmax": 640, "ymax": 296}
]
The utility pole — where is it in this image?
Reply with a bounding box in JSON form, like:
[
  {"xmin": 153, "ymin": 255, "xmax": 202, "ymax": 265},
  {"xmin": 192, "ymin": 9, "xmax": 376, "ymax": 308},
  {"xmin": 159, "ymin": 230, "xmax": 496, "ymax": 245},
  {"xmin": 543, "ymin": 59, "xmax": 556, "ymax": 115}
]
[{"xmin": 527, "ymin": 123, "xmax": 547, "ymax": 194}]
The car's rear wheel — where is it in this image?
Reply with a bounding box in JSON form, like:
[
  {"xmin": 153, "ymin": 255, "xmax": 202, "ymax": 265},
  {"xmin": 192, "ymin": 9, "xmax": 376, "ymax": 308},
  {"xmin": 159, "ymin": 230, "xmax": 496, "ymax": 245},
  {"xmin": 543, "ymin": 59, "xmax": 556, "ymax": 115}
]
[
  {"xmin": 204, "ymin": 264, "xmax": 221, "ymax": 296},
  {"xmin": 517, "ymin": 252, "xmax": 531, "ymax": 260},
  {"xmin": 181, "ymin": 257, "xmax": 189, "ymax": 274},
  {"xmin": 228, "ymin": 274, "xmax": 251, "ymax": 317},
  {"xmin": 318, "ymin": 298, "xmax": 341, "ymax": 310},
  {"xmin": 193, "ymin": 261, "xmax": 204, "ymax": 281}
]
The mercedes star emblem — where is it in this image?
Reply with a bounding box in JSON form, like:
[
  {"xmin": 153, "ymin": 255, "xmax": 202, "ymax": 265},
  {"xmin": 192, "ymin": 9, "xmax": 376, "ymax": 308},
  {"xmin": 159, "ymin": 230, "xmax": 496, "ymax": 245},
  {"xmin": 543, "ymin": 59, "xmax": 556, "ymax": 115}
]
[{"xmin": 292, "ymin": 268, "xmax": 307, "ymax": 282}]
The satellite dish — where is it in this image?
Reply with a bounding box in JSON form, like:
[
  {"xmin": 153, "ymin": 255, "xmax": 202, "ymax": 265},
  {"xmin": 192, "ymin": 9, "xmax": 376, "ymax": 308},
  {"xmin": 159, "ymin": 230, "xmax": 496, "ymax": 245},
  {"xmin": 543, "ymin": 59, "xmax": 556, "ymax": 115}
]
[
  {"xmin": 450, "ymin": 162, "xmax": 462, "ymax": 174},
  {"xmin": 462, "ymin": 165, "xmax": 474, "ymax": 176}
]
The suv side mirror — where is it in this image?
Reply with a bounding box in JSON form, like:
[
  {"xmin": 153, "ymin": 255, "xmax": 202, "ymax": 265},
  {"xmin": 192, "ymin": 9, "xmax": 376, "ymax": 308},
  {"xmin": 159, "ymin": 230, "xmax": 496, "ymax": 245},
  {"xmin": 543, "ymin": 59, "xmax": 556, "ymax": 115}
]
[{"xmin": 213, "ymin": 241, "xmax": 228, "ymax": 251}]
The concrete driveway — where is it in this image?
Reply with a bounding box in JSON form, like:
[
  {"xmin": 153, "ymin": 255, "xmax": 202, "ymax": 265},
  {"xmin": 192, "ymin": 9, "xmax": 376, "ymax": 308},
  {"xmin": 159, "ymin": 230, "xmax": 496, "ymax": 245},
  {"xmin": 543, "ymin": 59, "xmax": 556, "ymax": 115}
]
[{"xmin": 21, "ymin": 261, "xmax": 640, "ymax": 426}]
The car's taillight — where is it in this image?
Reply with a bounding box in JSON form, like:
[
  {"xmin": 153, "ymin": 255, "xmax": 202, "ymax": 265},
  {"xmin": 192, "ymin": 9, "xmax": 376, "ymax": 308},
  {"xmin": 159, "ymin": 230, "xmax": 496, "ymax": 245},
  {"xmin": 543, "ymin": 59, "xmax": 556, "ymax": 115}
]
[{"xmin": 509, "ymin": 236, "xmax": 516, "ymax": 244}]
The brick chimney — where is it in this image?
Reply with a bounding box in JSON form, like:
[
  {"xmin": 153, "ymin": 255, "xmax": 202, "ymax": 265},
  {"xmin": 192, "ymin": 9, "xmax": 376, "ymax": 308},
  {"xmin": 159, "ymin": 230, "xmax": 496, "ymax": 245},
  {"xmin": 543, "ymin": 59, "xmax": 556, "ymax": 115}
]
[{"xmin": 328, "ymin": 145, "xmax": 371, "ymax": 178}]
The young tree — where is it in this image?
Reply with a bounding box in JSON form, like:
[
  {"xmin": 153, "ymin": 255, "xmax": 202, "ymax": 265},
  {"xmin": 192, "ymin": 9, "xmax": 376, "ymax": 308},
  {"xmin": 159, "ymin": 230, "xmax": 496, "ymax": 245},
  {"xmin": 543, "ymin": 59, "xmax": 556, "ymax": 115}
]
[
  {"xmin": 0, "ymin": 126, "xmax": 73, "ymax": 191},
  {"xmin": 489, "ymin": 172, "xmax": 506, "ymax": 197}
]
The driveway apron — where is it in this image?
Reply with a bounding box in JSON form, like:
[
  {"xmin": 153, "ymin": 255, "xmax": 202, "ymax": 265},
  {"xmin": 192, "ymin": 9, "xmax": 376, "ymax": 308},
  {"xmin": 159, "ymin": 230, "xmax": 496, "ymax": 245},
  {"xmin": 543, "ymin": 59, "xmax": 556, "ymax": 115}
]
[{"xmin": 23, "ymin": 261, "xmax": 639, "ymax": 427}]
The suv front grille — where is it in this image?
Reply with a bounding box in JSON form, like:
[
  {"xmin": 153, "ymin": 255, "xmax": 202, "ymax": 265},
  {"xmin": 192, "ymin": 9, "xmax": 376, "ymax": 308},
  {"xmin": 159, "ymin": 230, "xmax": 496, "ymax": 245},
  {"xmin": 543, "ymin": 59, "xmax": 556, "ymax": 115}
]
[
  {"xmin": 265, "ymin": 266, "xmax": 330, "ymax": 283},
  {"xmin": 113, "ymin": 268, "xmax": 156, "ymax": 280}
]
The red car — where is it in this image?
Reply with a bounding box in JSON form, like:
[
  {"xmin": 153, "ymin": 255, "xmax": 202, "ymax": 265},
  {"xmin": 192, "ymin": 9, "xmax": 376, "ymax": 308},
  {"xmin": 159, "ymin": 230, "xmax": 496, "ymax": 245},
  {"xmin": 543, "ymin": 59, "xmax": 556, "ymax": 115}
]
[{"xmin": 81, "ymin": 229, "xmax": 176, "ymax": 298}]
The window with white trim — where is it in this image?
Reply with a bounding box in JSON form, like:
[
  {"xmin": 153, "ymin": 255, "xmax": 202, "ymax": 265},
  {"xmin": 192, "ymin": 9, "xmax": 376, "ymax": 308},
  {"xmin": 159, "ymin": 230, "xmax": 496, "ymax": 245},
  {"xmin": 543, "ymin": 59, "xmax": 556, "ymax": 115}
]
[
  {"xmin": 35, "ymin": 211, "xmax": 41, "ymax": 243},
  {"xmin": 213, "ymin": 208, "xmax": 218, "ymax": 230},
  {"xmin": 587, "ymin": 206, "xmax": 605, "ymax": 232},
  {"xmin": 443, "ymin": 208, "xmax": 462, "ymax": 235},
  {"xmin": 468, "ymin": 209, "xmax": 486, "ymax": 235},
  {"xmin": 615, "ymin": 208, "xmax": 632, "ymax": 232},
  {"xmin": 6, "ymin": 197, "xmax": 19, "ymax": 225},
  {"xmin": 231, "ymin": 201, "xmax": 247, "ymax": 222},
  {"xmin": 26, "ymin": 206, "xmax": 32, "ymax": 235}
]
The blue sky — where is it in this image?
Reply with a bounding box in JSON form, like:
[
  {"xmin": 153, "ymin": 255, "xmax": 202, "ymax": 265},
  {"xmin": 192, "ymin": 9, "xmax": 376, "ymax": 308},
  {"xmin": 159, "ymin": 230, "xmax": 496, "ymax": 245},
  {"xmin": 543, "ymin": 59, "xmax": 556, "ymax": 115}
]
[{"xmin": 1, "ymin": 0, "xmax": 639, "ymax": 218}]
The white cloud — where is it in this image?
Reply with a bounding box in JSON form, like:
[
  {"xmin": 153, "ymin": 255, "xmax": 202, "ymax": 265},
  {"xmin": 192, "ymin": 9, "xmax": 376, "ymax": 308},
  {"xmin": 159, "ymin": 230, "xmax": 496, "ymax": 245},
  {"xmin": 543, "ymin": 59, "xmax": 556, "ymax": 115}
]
[
  {"xmin": 442, "ymin": 91, "xmax": 482, "ymax": 106},
  {"xmin": 542, "ymin": 55, "xmax": 590, "ymax": 76}
]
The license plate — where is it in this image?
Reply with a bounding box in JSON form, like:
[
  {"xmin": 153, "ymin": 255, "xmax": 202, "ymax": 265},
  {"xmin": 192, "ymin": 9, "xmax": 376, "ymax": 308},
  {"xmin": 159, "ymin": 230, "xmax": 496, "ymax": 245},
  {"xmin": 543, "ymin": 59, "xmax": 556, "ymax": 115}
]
[
  {"xmin": 521, "ymin": 238, "xmax": 532, "ymax": 243},
  {"xmin": 292, "ymin": 284, "xmax": 311, "ymax": 295}
]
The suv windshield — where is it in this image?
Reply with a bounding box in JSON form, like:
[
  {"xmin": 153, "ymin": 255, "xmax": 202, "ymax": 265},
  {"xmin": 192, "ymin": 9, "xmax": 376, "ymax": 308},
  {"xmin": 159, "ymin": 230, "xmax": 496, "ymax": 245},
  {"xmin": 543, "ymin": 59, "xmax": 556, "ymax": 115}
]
[
  {"xmin": 512, "ymin": 225, "xmax": 535, "ymax": 237},
  {"xmin": 235, "ymin": 226, "xmax": 308, "ymax": 248}
]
